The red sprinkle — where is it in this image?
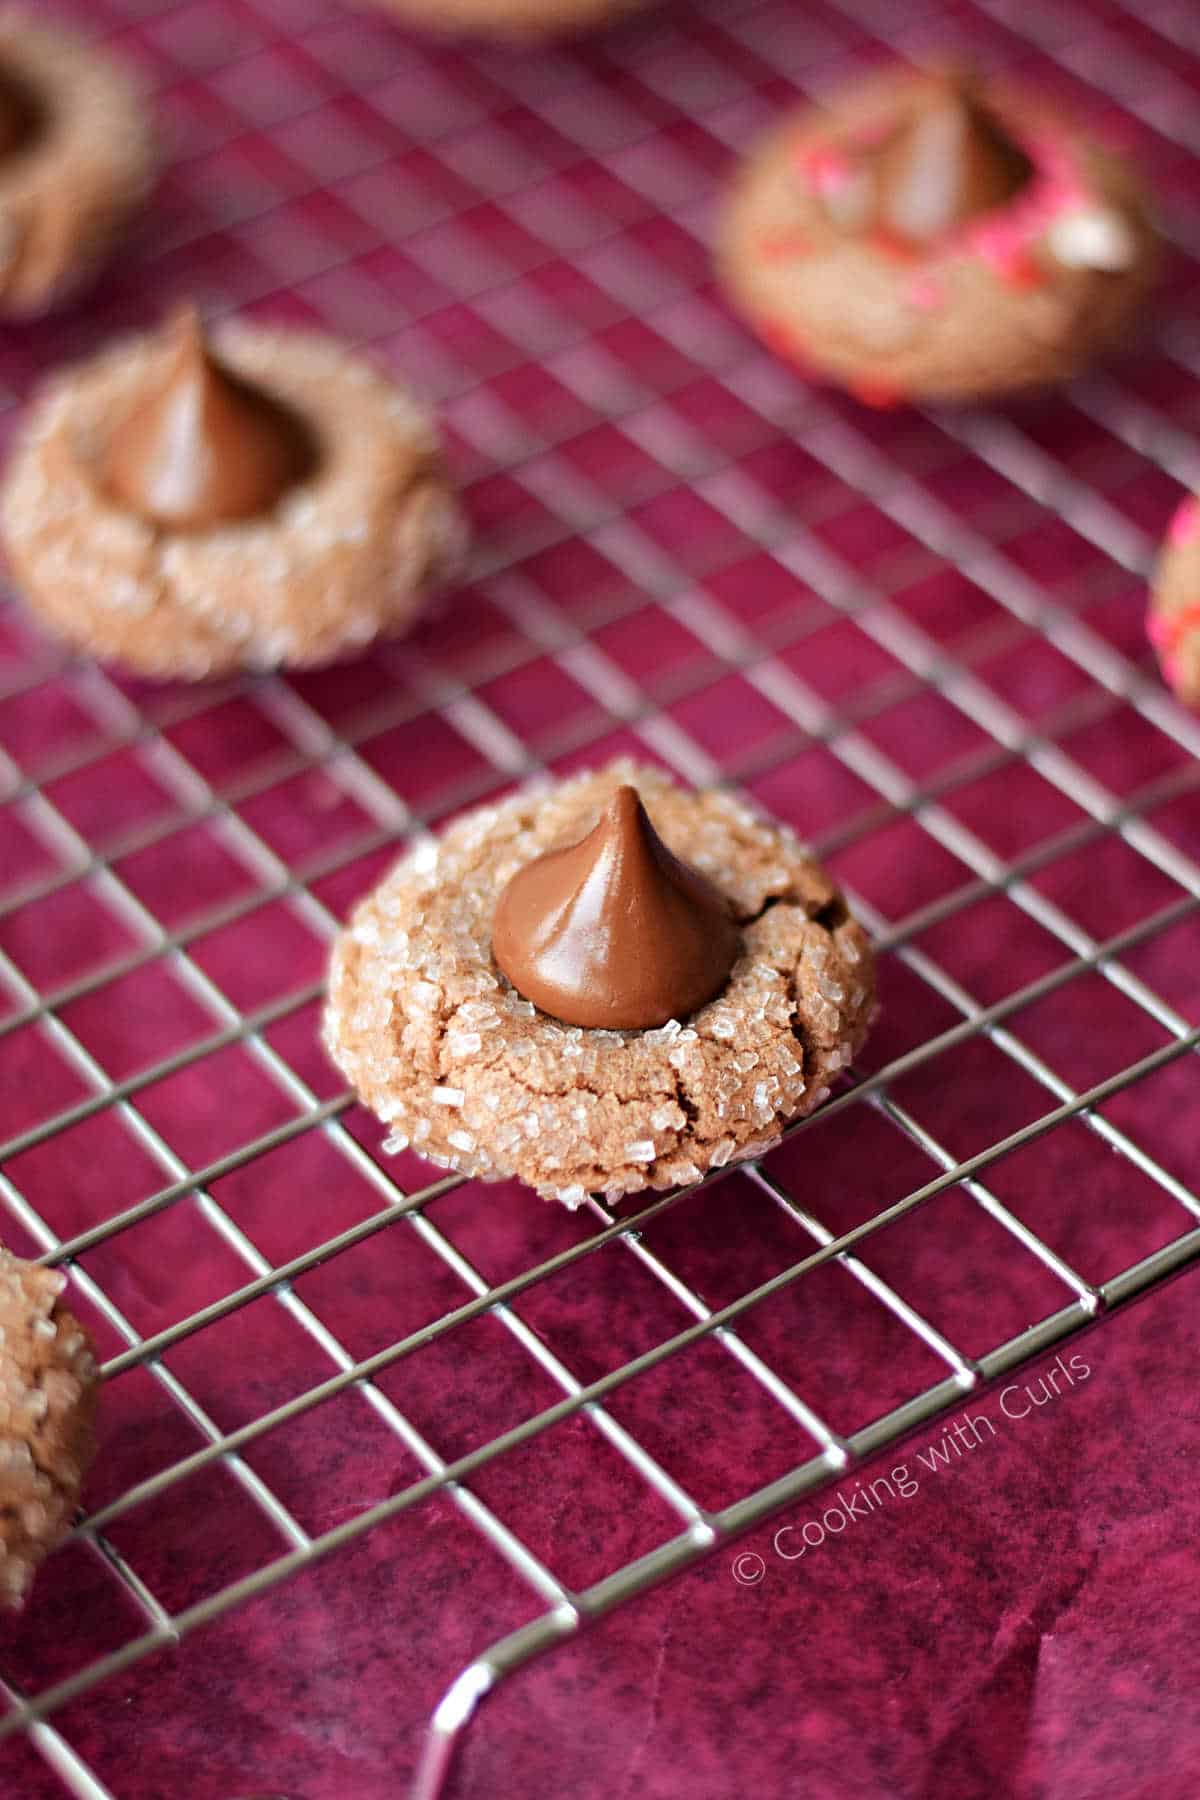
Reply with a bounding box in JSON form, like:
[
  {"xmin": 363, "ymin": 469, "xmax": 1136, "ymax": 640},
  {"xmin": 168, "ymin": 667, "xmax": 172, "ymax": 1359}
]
[
  {"xmin": 1148, "ymin": 598, "xmax": 1200, "ymax": 657},
  {"xmin": 851, "ymin": 377, "xmax": 904, "ymax": 410},
  {"xmin": 1162, "ymin": 649, "xmax": 1185, "ymax": 692},
  {"xmin": 1167, "ymin": 496, "xmax": 1200, "ymax": 548},
  {"xmin": 869, "ymin": 228, "xmax": 920, "ymax": 264},
  {"xmin": 999, "ymin": 247, "xmax": 1045, "ymax": 290},
  {"xmin": 906, "ymin": 273, "xmax": 946, "ymax": 310},
  {"xmin": 799, "ymin": 143, "xmax": 854, "ymax": 193},
  {"xmin": 1146, "ymin": 608, "xmax": 1176, "ymax": 650},
  {"xmin": 757, "ymin": 314, "xmax": 816, "ymax": 377},
  {"xmin": 758, "ymin": 230, "xmax": 810, "ymax": 263}
]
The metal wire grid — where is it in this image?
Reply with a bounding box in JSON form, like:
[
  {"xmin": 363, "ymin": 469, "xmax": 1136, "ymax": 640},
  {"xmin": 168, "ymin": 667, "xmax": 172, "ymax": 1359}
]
[{"xmin": 0, "ymin": 0, "xmax": 1198, "ymax": 1793}]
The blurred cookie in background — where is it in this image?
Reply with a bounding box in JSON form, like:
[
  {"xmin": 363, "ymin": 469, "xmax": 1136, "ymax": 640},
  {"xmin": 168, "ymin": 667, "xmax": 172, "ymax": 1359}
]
[
  {"xmin": 1149, "ymin": 494, "xmax": 1200, "ymax": 707},
  {"xmin": 0, "ymin": 8, "xmax": 155, "ymax": 317},
  {"xmin": 717, "ymin": 63, "xmax": 1158, "ymax": 406},
  {"xmin": 358, "ymin": 0, "xmax": 655, "ymax": 40},
  {"xmin": 1, "ymin": 305, "xmax": 467, "ymax": 677}
]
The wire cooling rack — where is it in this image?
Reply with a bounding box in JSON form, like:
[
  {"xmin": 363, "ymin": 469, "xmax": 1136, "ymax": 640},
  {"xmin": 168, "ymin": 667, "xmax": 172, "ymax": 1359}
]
[{"xmin": 2, "ymin": 0, "xmax": 1200, "ymax": 1794}]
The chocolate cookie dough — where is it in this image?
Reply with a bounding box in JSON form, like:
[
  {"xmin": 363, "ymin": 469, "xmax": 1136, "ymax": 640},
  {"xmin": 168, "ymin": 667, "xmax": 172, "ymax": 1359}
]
[
  {"xmin": 0, "ymin": 10, "xmax": 155, "ymax": 317},
  {"xmin": 0, "ymin": 1248, "xmax": 98, "ymax": 1608},
  {"xmin": 1149, "ymin": 494, "xmax": 1200, "ymax": 706},
  {"xmin": 325, "ymin": 761, "xmax": 875, "ymax": 1204},
  {"xmin": 1, "ymin": 307, "xmax": 466, "ymax": 677},
  {"xmin": 362, "ymin": 0, "xmax": 652, "ymax": 38},
  {"xmin": 717, "ymin": 65, "xmax": 1157, "ymax": 405}
]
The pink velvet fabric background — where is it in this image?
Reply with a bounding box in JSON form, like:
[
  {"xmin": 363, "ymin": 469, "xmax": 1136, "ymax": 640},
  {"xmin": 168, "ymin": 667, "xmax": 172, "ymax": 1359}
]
[{"xmin": 2, "ymin": 0, "xmax": 1200, "ymax": 1796}]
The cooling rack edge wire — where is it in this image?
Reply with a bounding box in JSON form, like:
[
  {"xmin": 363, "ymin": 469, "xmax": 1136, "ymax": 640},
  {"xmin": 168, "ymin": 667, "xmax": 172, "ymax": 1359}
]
[{"xmin": 410, "ymin": 1226, "xmax": 1200, "ymax": 1800}]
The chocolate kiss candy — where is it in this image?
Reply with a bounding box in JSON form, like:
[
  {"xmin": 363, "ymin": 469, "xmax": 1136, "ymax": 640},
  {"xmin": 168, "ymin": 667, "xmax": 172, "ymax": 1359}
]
[
  {"xmin": 105, "ymin": 306, "xmax": 316, "ymax": 530},
  {"xmin": 492, "ymin": 784, "xmax": 740, "ymax": 1030},
  {"xmin": 865, "ymin": 71, "xmax": 1032, "ymax": 245}
]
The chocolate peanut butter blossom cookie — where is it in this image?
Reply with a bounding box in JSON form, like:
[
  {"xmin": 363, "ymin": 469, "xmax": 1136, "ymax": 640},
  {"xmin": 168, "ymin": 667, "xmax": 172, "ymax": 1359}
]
[
  {"xmin": 1149, "ymin": 495, "xmax": 1200, "ymax": 706},
  {"xmin": 325, "ymin": 762, "xmax": 875, "ymax": 1204},
  {"xmin": 0, "ymin": 307, "xmax": 466, "ymax": 678},
  {"xmin": 0, "ymin": 9, "xmax": 155, "ymax": 317},
  {"xmin": 717, "ymin": 65, "xmax": 1158, "ymax": 405},
  {"xmin": 0, "ymin": 1248, "xmax": 98, "ymax": 1608}
]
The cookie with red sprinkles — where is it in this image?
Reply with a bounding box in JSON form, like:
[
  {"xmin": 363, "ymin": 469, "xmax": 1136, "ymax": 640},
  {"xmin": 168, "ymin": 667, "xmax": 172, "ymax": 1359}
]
[
  {"xmin": 1149, "ymin": 495, "xmax": 1200, "ymax": 706},
  {"xmin": 717, "ymin": 63, "xmax": 1157, "ymax": 405}
]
